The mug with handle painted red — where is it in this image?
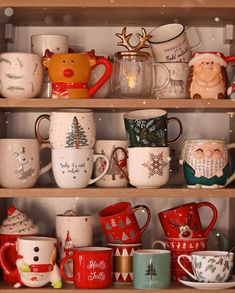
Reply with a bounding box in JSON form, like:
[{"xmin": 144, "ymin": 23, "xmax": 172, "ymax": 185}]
[
  {"xmin": 60, "ymin": 247, "xmax": 113, "ymax": 289},
  {"xmin": 158, "ymin": 202, "xmax": 218, "ymax": 238},
  {"xmin": 99, "ymin": 201, "xmax": 151, "ymax": 244}
]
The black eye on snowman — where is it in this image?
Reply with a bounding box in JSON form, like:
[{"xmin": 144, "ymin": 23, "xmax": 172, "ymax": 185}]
[
  {"xmin": 33, "ymin": 256, "xmax": 39, "ymax": 262},
  {"xmin": 34, "ymin": 247, "xmax": 39, "ymax": 252}
]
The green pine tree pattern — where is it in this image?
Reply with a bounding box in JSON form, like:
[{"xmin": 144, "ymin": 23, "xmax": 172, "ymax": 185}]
[
  {"xmin": 145, "ymin": 261, "xmax": 157, "ymax": 279},
  {"xmin": 65, "ymin": 116, "xmax": 88, "ymax": 148}
]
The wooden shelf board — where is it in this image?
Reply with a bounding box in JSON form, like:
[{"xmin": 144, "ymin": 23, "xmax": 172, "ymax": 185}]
[
  {"xmin": 0, "ymin": 281, "xmax": 234, "ymax": 293},
  {"xmin": 1, "ymin": 1, "xmax": 235, "ymax": 26},
  {"xmin": 0, "ymin": 187, "xmax": 234, "ymax": 198},
  {"xmin": 1, "ymin": 99, "xmax": 235, "ymax": 112}
]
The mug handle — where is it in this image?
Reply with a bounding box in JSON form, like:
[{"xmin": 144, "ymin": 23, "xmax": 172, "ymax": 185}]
[
  {"xmin": 112, "ymin": 147, "xmax": 129, "ymax": 181},
  {"xmin": 152, "ymin": 240, "xmax": 166, "ymax": 249},
  {"xmin": 0, "ymin": 242, "xmax": 19, "ymax": 281},
  {"xmin": 39, "ymin": 142, "xmax": 52, "ymax": 177},
  {"xmin": 133, "ymin": 205, "xmax": 151, "ymax": 235},
  {"xmin": 225, "ymin": 143, "xmax": 235, "ymax": 186},
  {"xmin": 88, "ymin": 154, "xmax": 110, "ymax": 185},
  {"xmin": 167, "ymin": 117, "xmax": 183, "ymax": 145},
  {"xmin": 196, "ymin": 202, "xmax": 218, "ymax": 237},
  {"xmin": 88, "ymin": 57, "xmax": 112, "ymax": 97},
  {"xmin": 59, "ymin": 254, "xmax": 74, "ymax": 282},
  {"xmin": 154, "ymin": 63, "xmax": 170, "ymax": 91},
  {"xmin": 177, "ymin": 254, "xmax": 197, "ymax": 280},
  {"xmin": 35, "ymin": 114, "xmax": 50, "ymax": 144},
  {"xmin": 185, "ymin": 27, "xmax": 203, "ymax": 50}
]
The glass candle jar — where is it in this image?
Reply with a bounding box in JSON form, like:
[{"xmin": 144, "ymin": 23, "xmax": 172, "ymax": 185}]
[{"xmin": 112, "ymin": 51, "xmax": 153, "ymax": 99}]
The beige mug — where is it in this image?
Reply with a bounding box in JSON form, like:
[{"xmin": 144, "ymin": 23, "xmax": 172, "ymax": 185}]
[{"xmin": 0, "ymin": 139, "xmax": 51, "ymax": 188}]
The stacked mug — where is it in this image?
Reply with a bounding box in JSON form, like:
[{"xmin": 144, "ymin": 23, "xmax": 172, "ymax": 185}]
[
  {"xmin": 35, "ymin": 108, "xmax": 110, "ymax": 188},
  {"xmin": 99, "ymin": 201, "xmax": 151, "ymax": 283},
  {"xmin": 115, "ymin": 109, "xmax": 183, "ymax": 188},
  {"xmin": 148, "ymin": 23, "xmax": 203, "ymax": 99},
  {"xmin": 154, "ymin": 202, "xmax": 218, "ymax": 281}
]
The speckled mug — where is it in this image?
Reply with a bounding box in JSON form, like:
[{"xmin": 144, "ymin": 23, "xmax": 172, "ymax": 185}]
[{"xmin": 0, "ymin": 52, "xmax": 43, "ymax": 99}]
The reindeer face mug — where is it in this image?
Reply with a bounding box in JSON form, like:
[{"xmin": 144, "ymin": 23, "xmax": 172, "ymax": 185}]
[
  {"xmin": 158, "ymin": 202, "xmax": 218, "ymax": 239},
  {"xmin": 0, "ymin": 139, "xmax": 51, "ymax": 188}
]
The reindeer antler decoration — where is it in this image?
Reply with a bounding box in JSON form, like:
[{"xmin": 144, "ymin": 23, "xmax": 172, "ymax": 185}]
[{"xmin": 116, "ymin": 27, "xmax": 152, "ymax": 52}]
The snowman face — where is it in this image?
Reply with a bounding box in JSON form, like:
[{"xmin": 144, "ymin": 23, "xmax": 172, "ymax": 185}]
[{"xmin": 17, "ymin": 237, "xmax": 57, "ymax": 265}]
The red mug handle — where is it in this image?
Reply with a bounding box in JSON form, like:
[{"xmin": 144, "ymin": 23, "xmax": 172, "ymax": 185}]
[
  {"xmin": 133, "ymin": 205, "xmax": 151, "ymax": 234},
  {"xmin": 0, "ymin": 242, "xmax": 19, "ymax": 281},
  {"xmin": 59, "ymin": 254, "xmax": 74, "ymax": 282},
  {"xmin": 88, "ymin": 57, "xmax": 112, "ymax": 97},
  {"xmin": 196, "ymin": 201, "xmax": 218, "ymax": 237}
]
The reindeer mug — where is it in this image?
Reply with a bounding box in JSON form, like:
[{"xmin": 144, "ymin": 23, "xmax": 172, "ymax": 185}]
[
  {"xmin": 158, "ymin": 202, "xmax": 218, "ymax": 239},
  {"xmin": 0, "ymin": 139, "xmax": 51, "ymax": 188},
  {"xmin": 154, "ymin": 62, "xmax": 189, "ymax": 98}
]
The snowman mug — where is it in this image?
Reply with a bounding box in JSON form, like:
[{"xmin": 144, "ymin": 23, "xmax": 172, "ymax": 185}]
[{"xmin": 0, "ymin": 236, "xmax": 62, "ymax": 288}]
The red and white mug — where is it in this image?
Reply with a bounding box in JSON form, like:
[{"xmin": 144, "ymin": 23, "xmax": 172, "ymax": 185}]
[
  {"xmin": 60, "ymin": 247, "xmax": 113, "ymax": 289},
  {"xmin": 99, "ymin": 201, "xmax": 151, "ymax": 244},
  {"xmin": 158, "ymin": 202, "xmax": 218, "ymax": 238}
]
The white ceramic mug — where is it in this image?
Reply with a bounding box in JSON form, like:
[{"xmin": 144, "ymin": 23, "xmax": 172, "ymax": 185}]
[
  {"xmin": 56, "ymin": 209, "xmax": 93, "ymax": 280},
  {"xmin": 31, "ymin": 34, "xmax": 69, "ymax": 98},
  {"xmin": 0, "ymin": 139, "xmax": 51, "ymax": 188},
  {"xmin": 0, "ymin": 52, "xmax": 43, "ymax": 99},
  {"xmin": 154, "ymin": 62, "xmax": 189, "ymax": 98},
  {"xmin": 35, "ymin": 109, "xmax": 96, "ymax": 149},
  {"xmin": 31, "ymin": 34, "xmax": 69, "ymax": 56},
  {"xmin": 149, "ymin": 23, "xmax": 203, "ymax": 62},
  {"xmin": 177, "ymin": 251, "xmax": 234, "ymax": 283},
  {"xmin": 52, "ymin": 148, "xmax": 109, "ymax": 188},
  {"xmin": 94, "ymin": 140, "xmax": 128, "ymax": 187},
  {"xmin": 113, "ymin": 147, "xmax": 171, "ymax": 188}
]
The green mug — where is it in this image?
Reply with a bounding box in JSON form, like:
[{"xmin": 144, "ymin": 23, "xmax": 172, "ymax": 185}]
[{"xmin": 133, "ymin": 249, "xmax": 171, "ymax": 289}]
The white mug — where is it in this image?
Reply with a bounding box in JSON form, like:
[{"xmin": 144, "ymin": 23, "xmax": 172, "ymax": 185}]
[
  {"xmin": 52, "ymin": 148, "xmax": 109, "ymax": 188},
  {"xmin": 31, "ymin": 34, "xmax": 69, "ymax": 56},
  {"xmin": 56, "ymin": 210, "xmax": 93, "ymax": 280},
  {"xmin": 149, "ymin": 23, "xmax": 203, "ymax": 62},
  {"xmin": 94, "ymin": 140, "xmax": 128, "ymax": 187},
  {"xmin": 35, "ymin": 109, "xmax": 96, "ymax": 149},
  {"xmin": 0, "ymin": 139, "xmax": 51, "ymax": 188},
  {"xmin": 154, "ymin": 62, "xmax": 189, "ymax": 98},
  {"xmin": 113, "ymin": 147, "xmax": 171, "ymax": 188},
  {"xmin": 0, "ymin": 52, "xmax": 43, "ymax": 99}
]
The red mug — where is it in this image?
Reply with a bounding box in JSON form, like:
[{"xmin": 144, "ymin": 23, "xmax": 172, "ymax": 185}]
[
  {"xmin": 158, "ymin": 202, "xmax": 217, "ymax": 238},
  {"xmin": 99, "ymin": 202, "xmax": 151, "ymax": 244},
  {"xmin": 152, "ymin": 237, "xmax": 208, "ymax": 281},
  {"xmin": 60, "ymin": 247, "xmax": 112, "ymax": 289}
]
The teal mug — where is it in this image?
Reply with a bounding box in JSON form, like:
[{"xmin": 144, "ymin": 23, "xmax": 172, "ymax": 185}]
[
  {"xmin": 123, "ymin": 109, "xmax": 183, "ymax": 147},
  {"xmin": 133, "ymin": 249, "xmax": 171, "ymax": 289}
]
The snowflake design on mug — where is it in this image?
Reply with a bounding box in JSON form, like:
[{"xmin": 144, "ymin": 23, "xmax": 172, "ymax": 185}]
[{"xmin": 142, "ymin": 151, "xmax": 167, "ymax": 178}]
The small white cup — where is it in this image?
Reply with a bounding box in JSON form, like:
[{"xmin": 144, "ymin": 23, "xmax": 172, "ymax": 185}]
[
  {"xmin": 177, "ymin": 250, "xmax": 234, "ymax": 283},
  {"xmin": 52, "ymin": 148, "xmax": 109, "ymax": 188},
  {"xmin": 0, "ymin": 52, "xmax": 43, "ymax": 99},
  {"xmin": 31, "ymin": 34, "xmax": 69, "ymax": 56}
]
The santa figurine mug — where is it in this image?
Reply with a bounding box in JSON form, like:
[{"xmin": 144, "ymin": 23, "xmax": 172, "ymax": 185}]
[{"xmin": 180, "ymin": 139, "xmax": 235, "ymax": 188}]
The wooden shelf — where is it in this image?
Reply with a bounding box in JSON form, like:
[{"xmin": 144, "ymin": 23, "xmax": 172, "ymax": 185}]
[
  {"xmin": 0, "ymin": 281, "xmax": 234, "ymax": 293},
  {"xmin": 0, "ymin": 98, "xmax": 235, "ymax": 112},
  {"xmin": 1, "ymin": 0, "xmax": 235, "ymax": 26},
  {"xmin": 0, "ymin": 186, "xmax": 235, "ymax": 198}
]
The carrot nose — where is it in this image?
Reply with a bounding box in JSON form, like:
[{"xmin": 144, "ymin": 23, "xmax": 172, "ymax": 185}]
[{"xmin": 63, "ymin": 68, "xmax": 74, "ymax": 77}]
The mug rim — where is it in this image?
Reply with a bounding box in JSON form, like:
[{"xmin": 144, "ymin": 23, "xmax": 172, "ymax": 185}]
[
  {"xmin": 0, "ymin": 52, "xmax": 41, "ymax": 58},
  {"xmin": 31, "ymin": 34, "xmax": 69, "ymax": 38},
  {"xmin": 107, "ymin": 242, "xmax": 142, "ymax": 247},
  {"xmin": 56, "ymin": 214, "xmax": 92, "ymax": 217},
  {"xmin": 134, "ymin": 249, "xmax": 171, "ymax": 254},
  {"xmin": 99, "ymin": 201, "xmax": 130, "ymax": 217},
  {"xmin": 158, "ymin": 201, "xmax": 196, "ymax": 216},
  {"xmin": 183, "ymin": 139, "xmax": 226, "ymax": 144},
  {"xmin": 18, "ymin": 236, "xmax": 56, "ymax": 242},
  {"xmin": 51, "ymin": 108, "xmax": 93, "ymax": 114},
  {"xmin": 148, "ymin": 23, "xmax": 185, "ymax": 44},
  {"xmin": 191, "ymin": 250, "xmax": 234, "ymax": 257},
  {"xmin": 72, "ymin": 246, "xmax": 112, "ymax": 252},
  {"xmin": 124, "ymin": 109, "xmax": 166, "ymax": 119}
]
